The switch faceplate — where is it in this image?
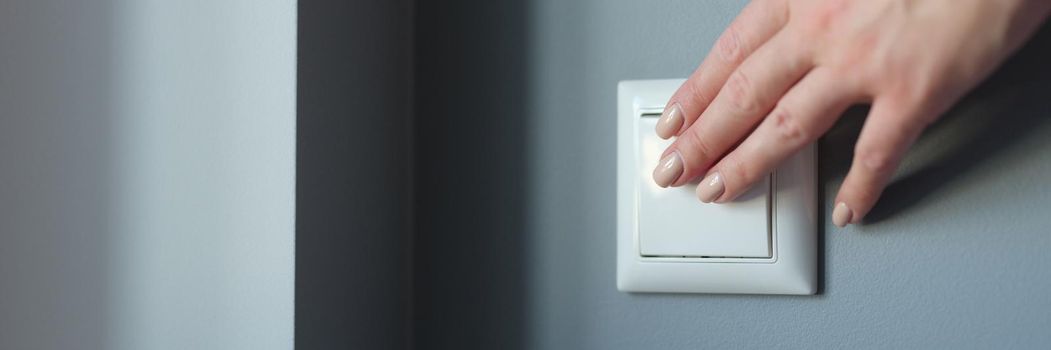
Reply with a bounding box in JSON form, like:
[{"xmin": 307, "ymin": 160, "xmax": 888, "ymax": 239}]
[
  {"xmin": 617, "ymin": 79, "xmax": 817, "ymax": 295},
  {"xmin": 637, "ymin": 115, "xmax": 771, "ymax": 258}
]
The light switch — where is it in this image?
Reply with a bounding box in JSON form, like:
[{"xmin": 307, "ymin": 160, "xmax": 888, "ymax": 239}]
[
  {"xmin": 637, "ymin": 116, "xmax": 771, "ymax": 258},
  {"xmin": 617, "ymin": 79, "xmax": 818, "ymax": 295}
]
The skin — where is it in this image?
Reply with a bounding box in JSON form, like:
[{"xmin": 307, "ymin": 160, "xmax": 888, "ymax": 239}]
[{"xmin": 654, "ymin": 0, "xmax": 1051, "ymax": 227}]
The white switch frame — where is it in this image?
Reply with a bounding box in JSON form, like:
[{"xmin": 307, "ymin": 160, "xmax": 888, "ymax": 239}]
[
  {"xmin": 617, "ymin": 79, "xmax": 818, "ymax": 295},
  {"xmin": 636, "ymin": 115, "xmax": 773, "ymax": 258}
]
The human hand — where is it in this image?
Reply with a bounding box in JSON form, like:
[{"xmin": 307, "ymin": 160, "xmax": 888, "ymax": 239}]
[{"xmin": 651, "ymin": 0, "xmax": 1051, "ymax": 227}]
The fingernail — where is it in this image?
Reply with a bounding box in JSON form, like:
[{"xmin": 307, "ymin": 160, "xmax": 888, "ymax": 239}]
[
  {"xmin": 655, "ymin": 103, "xmax": 684, "ymax": 139},
  {"xmin": 652, "ymin": 151, "xmax": 684, "ymax": 188},
  {"xmin": 696, "ymin": 172, "xmax": 724, "ymax": 203},
  {"xmin": 832, "ymin": 202, "xmax": 853, "ymax": 228}
]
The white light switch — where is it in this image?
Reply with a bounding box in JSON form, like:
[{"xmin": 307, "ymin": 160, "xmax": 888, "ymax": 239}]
[
  {"xmin": 637, "ymin": 116, "xmax": 771, "ymax": 258},
  {"xmin": 617, "ymin": 79, "xmax": 818, "ymax": 295}
]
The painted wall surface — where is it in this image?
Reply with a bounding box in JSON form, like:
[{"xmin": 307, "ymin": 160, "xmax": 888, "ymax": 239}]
[
  {"xmin": 0, "ymin": 1, "xmax": 295, "ymax": 349},
  {"xmin": 415, "ymin": 0, "xmax": 1051, "ymax": 349},
  {"xmin": 526, "ymin": 1, "xmax": 1051, "ymax": 349}
]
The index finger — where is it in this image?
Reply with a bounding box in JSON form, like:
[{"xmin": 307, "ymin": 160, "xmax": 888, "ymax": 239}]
[{"xmin": 656, "ymin": 0, "xmax": 790, "ymax": 139}]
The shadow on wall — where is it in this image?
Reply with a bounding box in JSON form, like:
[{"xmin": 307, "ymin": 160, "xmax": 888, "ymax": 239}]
[
  {"xmin": 296, "ymin": 0, "xmax": 413, "ymax": 349},
  {"xmin": 414, "ymin": 0, "xmax": 533, "ymax": 349},
  {"xmin": 0, "ymin": 1, "xmax": 114, "ymax": 349},
  {"xmin": 821, "ymin": 22, "xmax": 1051, "ymax": 225}
]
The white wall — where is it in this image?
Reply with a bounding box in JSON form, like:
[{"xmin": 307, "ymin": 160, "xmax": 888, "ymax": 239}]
[{"xmin": 0, "ymin": 1, "xmax": 295, "ymax": 349}]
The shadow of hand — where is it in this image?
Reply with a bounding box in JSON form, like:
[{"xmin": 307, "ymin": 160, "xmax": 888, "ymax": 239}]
[{"xmin": 821, "ymin": 22, "xmax": 1051, "ymax": 225}]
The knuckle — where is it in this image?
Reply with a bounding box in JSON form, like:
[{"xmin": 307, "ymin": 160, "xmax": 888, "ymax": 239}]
[
  {"xmin": 812, "ymin": 0, "xmax": 849, "ymax": 31},
  {"xmin": 854, "ymin": 146, "xmax": 896, "ymax": 176},
  {"xmin": 678, "ymin": 130, "xmax": 715, "ymax": 166},
  {"xmin": 884, "ymin": 80, "xmax": 933, "ymax": 115},
  {"xmin": 898, "ymin": 98, "xmax": 940, "ymax": 128},
  {"xmin": 724, "ymin": 70, "xmax": 761, "ymax": 114},
  {"xmin": 770, "ymin": 106, "xmax": 809, "ymax": 143},
  {"xmin": 686, "ymin": 78, "xmax": 714, "ymax": 107},
  {"xmin": 716, "ymin": 24, "xmax": 745, "ymax": 64},
  {"xmin": 725, "ymin": 156, "xmax": 755, "ymax": 187},
  {"xmin": 769, "ymin": 0, "xmax": 791, "ymax": 24}
]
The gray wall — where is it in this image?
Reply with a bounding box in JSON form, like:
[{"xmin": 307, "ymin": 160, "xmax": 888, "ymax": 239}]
[
  {"xmin": 415, "ymin": 0, "xmax": 1051, "ymax": 348},
  {"xmin": 0, "ymin": 1, "xmax": 295, "ymax": 349}
]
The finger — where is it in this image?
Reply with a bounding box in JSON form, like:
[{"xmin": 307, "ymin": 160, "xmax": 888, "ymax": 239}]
[
  {"xmin": 654, "ymin": 32, "xmax": 812, "ymax": 188},
  {"xmin": 697, "ymin": 68, "xmax": 862, "ymax": 203},
  {"xmin": 655, "ymin": 0, "xmax": 790, "ymax": 139},
  {"xmin": 833, "ymin": 99, "xmax": 928, "ymax": 227}
]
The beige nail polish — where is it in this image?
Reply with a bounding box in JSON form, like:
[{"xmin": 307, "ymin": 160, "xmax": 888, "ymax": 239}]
[
  {"xmin": 655, "ymin": 103, "xmax": 684, "ymax": 139},
  {"xmin": 652, "ymin": 152, "xmax": 684, "ymax": 188},
  {"xmin": 696, "ymin": 172, "xmax": 724, "ymax": 203},
  {"xmin": 832, "ymin": 202, "xmax": 853, "ymax": 228}
]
